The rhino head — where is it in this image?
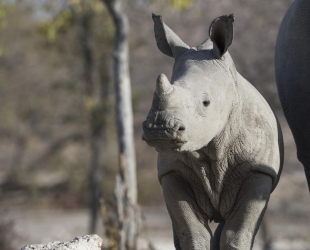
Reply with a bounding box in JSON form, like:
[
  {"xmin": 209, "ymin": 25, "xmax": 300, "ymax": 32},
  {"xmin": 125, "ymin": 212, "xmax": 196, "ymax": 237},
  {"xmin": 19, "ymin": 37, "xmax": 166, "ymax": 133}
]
[{"xmin": 142, "ymin": 14, "xmax": 237, "ymax": 153}]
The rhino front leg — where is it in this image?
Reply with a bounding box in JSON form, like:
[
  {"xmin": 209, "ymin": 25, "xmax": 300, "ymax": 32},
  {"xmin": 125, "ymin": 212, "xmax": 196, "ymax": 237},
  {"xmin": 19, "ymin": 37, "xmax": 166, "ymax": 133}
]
[
  {"xmin": 220, "ymin": 172, "xmax": 272, "ymax": 250},
  {"xmin": 161, "ymin": 172, "xmax": 212, "ymax": 250}
]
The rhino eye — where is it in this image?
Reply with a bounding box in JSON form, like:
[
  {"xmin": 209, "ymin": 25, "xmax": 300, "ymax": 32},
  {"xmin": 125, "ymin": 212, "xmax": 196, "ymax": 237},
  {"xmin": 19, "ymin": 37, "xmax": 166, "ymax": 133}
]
[{"xmin": 203, "ymin": 100, "xmax": 210, "ymax": 107}]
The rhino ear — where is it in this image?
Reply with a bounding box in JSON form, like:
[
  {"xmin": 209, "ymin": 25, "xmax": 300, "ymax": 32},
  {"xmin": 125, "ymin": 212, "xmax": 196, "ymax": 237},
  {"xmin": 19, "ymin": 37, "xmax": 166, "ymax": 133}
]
[
  {"xmin": 209, "ymin": 14, "xmax": 234, "ymax": 59},
  {"xmin": 152, "ymin": 13, "xmax": 189, "ymax": 58},
  {"xmin": 197, "ymin": 38, "xmax": 213, "ymax": 51}
]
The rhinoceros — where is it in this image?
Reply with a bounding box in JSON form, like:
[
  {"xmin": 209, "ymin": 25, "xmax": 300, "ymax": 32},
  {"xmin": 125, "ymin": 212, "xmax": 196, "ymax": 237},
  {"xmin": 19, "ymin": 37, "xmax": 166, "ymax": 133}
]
[
  {"xmin": 142, "ymin": 14, "xmax": 283, "ymax": 249},
  {"xmin": 275, "ymin": 0, "xmax": 310, "ymax": 191}
]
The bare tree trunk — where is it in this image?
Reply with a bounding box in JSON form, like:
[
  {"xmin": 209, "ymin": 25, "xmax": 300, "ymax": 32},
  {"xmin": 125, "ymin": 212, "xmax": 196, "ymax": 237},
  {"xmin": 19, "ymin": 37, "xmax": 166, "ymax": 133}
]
[
  {"xmin": 78, "ymin": 5, "xmax": 106, "ymax": 234},
  {"xmin": 89, "ymin": 69, "xmax": 110, "ymax": 234},
  {"xmin": 102, "ymin": 0, "xmax": 138, "ymax": 249}
]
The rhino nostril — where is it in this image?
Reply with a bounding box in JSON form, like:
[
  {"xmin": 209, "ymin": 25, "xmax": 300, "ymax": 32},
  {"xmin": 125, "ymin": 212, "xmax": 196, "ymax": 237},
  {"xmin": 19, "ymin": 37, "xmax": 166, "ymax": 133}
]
[
  {"xmin": 142, "ymin": 120, "xmax": 152, "ymax": 129},
  {"xmin": 178, "ymin": 125, "xmax": 185, "ymax": 131}
]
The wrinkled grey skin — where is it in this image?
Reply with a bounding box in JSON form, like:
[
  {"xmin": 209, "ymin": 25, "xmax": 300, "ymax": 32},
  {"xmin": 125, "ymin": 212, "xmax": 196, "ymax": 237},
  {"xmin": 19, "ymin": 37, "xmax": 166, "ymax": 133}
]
[
  {"xmin": 275, "ymin": 0, "xmax": 310, "ymax": 191},
  {"xmin": 142, "ymin": 14, "xmax": 283, "ymax": 250}
]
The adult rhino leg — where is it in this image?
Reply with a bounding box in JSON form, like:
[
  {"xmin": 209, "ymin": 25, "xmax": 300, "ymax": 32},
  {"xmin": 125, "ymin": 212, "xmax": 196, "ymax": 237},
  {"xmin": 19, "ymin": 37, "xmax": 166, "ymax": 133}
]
[
  {"xmin": 298, "ymin": 155, "xmax": 310, "ymax": 192},
  {"xmin": 161, "ymin": 172, "xmax": 212, "ymax": 250},
  {"xmin": 220, "ymin": 172, "xmax": 272, "ymax": 250}
]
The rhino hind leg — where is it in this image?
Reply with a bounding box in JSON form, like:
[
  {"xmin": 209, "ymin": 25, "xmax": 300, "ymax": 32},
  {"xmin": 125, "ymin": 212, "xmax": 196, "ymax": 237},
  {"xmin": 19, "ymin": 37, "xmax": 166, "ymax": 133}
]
[
  {"xmin": 161, "ymin": 172, "xmax": 212, "ymax": 250},
  {"xmin": 304, "ymin": 165, "xmax": 310, "ymax": 192},
  {"xmin": 219, "ymin": 172, "xmax": 272, "ymax": 250},
  {"xmin": 213, "ymin": 222, "xmax": 225, "ymax": 250},
  {"xmin": 298, "ymin": 155, "xmax": 310, "ymax": 192}
]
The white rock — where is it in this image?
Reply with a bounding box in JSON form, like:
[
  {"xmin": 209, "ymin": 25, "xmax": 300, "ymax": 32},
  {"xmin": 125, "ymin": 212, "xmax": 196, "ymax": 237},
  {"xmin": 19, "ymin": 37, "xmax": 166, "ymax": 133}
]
[{"xmin": 20, "ymin": 234, "xmax": 103, "ymax": 250}]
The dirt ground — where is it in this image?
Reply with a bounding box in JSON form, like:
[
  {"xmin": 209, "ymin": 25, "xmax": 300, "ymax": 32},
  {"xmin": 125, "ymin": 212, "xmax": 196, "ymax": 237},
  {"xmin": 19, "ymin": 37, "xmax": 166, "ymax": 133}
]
[
  {"xmin": 7, "ymin": 205, "xmax": 310, "ymax": 250},
  {"xmin": 6, "ymin": 206, "xmax": 173, "ymax": 250}
]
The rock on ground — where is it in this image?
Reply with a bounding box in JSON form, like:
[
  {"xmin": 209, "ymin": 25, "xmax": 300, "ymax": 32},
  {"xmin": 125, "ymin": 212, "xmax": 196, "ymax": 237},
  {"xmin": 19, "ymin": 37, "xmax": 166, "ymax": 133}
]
[{"xmin": 20, "ymin": 234, "xmax": 103, "ymax": 250}]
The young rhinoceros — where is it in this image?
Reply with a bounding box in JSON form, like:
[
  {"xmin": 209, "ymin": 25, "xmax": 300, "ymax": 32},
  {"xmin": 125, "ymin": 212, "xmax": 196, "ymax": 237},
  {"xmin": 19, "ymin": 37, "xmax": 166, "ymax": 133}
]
[{"xmin": 142, "ymin": 14, "xmax": 283, "ymax": 250}]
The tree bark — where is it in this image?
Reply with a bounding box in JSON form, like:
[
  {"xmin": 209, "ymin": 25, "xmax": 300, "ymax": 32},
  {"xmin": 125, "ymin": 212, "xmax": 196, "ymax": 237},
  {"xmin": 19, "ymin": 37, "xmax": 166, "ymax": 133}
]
[
  {"xmin": 78, "ymin": 5, "xmax": 106, "ymax": 234},
  {"xmin": 102, "ymin": 0, "xmax": 138, "ymax": 249}
]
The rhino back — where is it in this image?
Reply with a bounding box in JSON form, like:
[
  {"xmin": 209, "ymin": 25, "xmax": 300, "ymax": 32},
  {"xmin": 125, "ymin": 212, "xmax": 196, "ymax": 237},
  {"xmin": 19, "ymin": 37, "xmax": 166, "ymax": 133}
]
[{"xmin": 275, "ymin": 0, "xmax": 310, "ymax": 161}]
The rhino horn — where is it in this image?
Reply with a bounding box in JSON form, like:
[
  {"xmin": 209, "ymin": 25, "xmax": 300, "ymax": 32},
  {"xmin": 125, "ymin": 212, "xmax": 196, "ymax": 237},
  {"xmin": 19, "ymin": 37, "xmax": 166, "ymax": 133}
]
[{"xmin": 156, "ymin": 74, "xmax": 173, "ymax": 95}]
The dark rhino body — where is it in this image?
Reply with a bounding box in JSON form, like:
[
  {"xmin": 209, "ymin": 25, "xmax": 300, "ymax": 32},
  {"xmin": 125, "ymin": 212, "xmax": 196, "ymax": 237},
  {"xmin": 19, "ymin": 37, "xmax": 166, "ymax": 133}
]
[{"xmin": 275, "ymin": 0, "xmax": 310, "ymax": 191}]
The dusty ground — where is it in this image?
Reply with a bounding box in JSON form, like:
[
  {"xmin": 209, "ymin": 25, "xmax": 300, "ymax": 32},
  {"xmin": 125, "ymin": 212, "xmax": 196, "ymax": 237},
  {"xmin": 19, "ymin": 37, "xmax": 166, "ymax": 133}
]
[
  {"xmin": 6, "ymin": 205, "xmax": 310, "ymax": 250},
  {"xmin": 6, "ymin": 207, "xmax": 174, "ymax": 250}
]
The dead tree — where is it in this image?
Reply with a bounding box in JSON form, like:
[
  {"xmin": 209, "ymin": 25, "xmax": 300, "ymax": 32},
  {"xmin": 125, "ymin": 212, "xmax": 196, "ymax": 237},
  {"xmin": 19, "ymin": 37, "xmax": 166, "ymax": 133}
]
[
  {"xmin": 102, "ymin": 0, "xmax": 138, "ymax": 249},
  {"xmin": 78, "ymin": 3, "xmax": 107, "ymax": 234}
]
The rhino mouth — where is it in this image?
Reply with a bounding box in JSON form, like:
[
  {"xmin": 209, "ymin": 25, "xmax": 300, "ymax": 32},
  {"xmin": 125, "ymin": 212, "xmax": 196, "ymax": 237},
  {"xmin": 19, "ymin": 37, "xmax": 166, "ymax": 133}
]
[
  {"xmin": 142, "ymin": 120, "xmax": 187, "ymax": 151},
  {"xmin": 142, "ymin": 135, "xmax": 187, "ymax": 152},
  {"xmin": 142, "ymin": 129, "xmax": 185, "ymax": 141}
]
